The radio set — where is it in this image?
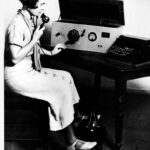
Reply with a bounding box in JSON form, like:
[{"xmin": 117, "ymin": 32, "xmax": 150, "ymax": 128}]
[{"xmin": 51, "ymin": 0, "xmax": 125, "ymax": 53}]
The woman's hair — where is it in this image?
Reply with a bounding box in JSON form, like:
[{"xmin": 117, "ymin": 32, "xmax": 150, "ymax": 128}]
[{"xmin": 19, "ymin": 0, "xmax": 39, "ymax": 9}]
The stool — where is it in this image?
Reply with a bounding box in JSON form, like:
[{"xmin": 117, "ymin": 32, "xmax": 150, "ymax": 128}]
[{"xmin": 5, "ymin": 91, "xmax": 50, "ymax": 150}]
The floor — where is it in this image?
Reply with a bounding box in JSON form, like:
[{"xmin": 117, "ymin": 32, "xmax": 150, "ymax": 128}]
[{"xmin": 5, "ymin": 85, "xmax": 150, "ymax": 150}]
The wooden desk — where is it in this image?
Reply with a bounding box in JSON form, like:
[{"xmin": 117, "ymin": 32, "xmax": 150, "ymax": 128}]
[{"xmin": 42, "ymin": 49, "xmax": 150, "ymax": 150}]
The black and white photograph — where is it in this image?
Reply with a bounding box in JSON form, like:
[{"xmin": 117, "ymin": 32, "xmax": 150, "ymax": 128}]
[{"xmin": 2, "ymin": 0, "xmax": 150, "ymax": 150}]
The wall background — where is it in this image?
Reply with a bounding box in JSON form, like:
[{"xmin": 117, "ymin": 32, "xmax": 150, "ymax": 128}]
[
  {"xmin": 123, "ymin": 0, "xmax": 150, "ymax": 38},
  {"xmin": 4, "ymin": 0, "xmax": 150, "ymax": 38}
]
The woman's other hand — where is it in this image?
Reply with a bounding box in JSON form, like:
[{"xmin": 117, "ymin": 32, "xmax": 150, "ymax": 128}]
[
  {"xmin": 52, "ymin": 43, "xmax": 66, "ymax": 55},
  {"xmin": 32, "ymin": 26, "xmax": 45, "ymax": 43}
]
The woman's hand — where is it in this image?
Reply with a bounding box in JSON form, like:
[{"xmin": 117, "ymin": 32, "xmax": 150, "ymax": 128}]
[
  {"xmin": 32, "ymin": 26, "xmax": 45, "ymax": 43},
  {"xmin": 52, "ymin": 43, "xmax": 66, "ymax": 55}
]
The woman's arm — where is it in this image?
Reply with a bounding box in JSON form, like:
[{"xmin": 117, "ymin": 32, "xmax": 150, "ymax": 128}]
[
  {"xmin": 10, "ymin": 26, "xmax": 45, "ymax": 64},
  {"xmin": 40, "ymin": 43, "xmax": 66, "ymax": 56}
]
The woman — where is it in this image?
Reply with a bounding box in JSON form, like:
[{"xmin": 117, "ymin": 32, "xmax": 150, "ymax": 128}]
[{"xmin": 4, "ymin": 0, "xmax": 97, "ymax": 149}]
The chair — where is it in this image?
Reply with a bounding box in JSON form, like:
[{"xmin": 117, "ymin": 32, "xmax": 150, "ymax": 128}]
[{"xmin": 5, "ymin": 91, "xmax": 50, "ymax": 150}]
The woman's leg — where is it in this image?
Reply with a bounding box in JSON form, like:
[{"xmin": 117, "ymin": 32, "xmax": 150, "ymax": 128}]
[{"xmin": 62, "ymin": 124, "xmax": 77, "ymax": 145}]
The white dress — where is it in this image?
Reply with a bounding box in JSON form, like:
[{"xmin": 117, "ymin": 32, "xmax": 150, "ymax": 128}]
[{"xmin": 4, "ymin": 10, "xmax": 80, "ymax": 131}]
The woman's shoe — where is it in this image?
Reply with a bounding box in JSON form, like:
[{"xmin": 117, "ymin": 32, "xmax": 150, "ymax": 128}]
[{"xmin": 67, "ymin": 139, "xmax": 97, "ymax": 150}]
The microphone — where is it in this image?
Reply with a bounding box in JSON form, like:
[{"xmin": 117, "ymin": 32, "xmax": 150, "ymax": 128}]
[{"xmin": 40, "ymin": 13, "xmax": 50, "ymax": 29}]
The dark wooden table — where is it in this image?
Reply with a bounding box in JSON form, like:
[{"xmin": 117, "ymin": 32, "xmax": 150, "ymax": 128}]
[{"xmin": 42, "ymin": 49, "xmax": 150, "ymax": 150}]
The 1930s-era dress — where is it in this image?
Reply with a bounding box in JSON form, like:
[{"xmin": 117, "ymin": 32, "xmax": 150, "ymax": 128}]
[{"xmin": 4, "ymin": 10, "xmax": 80, "ymax": 131}]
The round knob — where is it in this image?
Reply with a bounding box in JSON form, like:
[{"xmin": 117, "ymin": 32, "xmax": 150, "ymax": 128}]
[{"xmin": 67, "ymin": 29, "xmax": 80, "ymax": 44}]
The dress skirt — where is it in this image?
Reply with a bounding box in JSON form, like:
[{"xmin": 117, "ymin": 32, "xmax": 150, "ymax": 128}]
[{"xmin": 4, "ymin": 57, "xmax": 80, "ymax": 131}]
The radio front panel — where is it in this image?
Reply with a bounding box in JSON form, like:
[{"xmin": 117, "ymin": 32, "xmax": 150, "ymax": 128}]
[{"xmin": 51, "ymin": 21, "xmax": 123, "ymax": 53}]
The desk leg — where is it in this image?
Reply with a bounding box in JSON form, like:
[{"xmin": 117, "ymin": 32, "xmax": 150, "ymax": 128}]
[
  {"xmin": 114, "ymin": 79, "xmax": 126, "ymax": 150},
  {"xmin": 94, "ymin": 74, "xmax": 116, "ymax": 150},
  {"xmin": 94, "ymin": 73, "xmax": 102, "ymax": 108}
]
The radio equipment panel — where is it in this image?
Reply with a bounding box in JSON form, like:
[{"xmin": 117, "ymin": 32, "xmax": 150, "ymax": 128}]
[
  {"xmin": 51, "ymin": 0, "xmax": 125, "ymax": 53},
  {"xmin": 51, "ymin": 22, "xmax": 123, "ymax": 53}
]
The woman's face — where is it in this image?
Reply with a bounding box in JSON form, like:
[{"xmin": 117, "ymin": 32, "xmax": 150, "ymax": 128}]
[{"xmin": 29, "ymin": 0, "xmax": 47, "ymax": 17}]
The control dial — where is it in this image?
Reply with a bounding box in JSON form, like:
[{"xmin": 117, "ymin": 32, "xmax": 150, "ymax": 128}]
[
  {"xmin": 88, "ymin": 32, "xmax": 97, "ymax": 42},
  {"xmin": 66, "ymin": 29, "xmax": 80, "ymax": 44}
]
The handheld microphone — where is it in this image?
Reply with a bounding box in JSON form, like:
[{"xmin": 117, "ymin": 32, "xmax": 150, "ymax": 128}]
[{"xmin": 40, "ymin": 13, "xmax": 50, "ymax": 29}]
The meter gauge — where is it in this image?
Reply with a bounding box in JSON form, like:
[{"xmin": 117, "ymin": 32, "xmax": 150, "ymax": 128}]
[{"xmin": 88, "ymin": 32, "xmax": 97, "ymax": 42}]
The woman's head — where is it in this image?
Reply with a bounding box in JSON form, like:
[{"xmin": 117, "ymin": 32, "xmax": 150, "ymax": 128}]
[
  {"xmin": 19, "ymin": 0, "xmax": 39, "ymax": 9},
  {"xmin": 19, "ymin": 0, "xmax": 47, "ymax": 17}
]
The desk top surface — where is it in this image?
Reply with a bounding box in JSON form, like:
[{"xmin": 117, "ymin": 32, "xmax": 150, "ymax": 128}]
[{"xmin": 45, "ymin": 49, "xmax": 150, "ymax": 80}]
